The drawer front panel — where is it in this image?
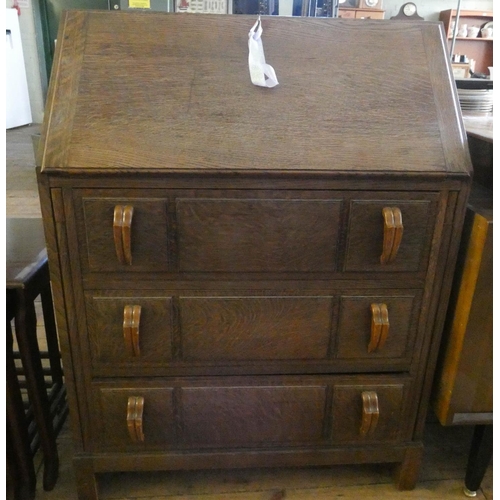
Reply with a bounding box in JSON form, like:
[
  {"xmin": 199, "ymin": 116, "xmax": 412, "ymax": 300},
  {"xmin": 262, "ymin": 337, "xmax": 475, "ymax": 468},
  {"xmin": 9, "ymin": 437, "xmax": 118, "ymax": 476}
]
[
  {"xmin": 181, "ymin": 385, "xmax": 327, "ymax": 447},
  {"xmin": 78, "ymin": 197, "xmax": 170, "ymax": 272},
  {"xmin": 331, "ymin": 383, "xmax": 406, "ymax": 443},
  {"xmin": 345, "ymin": 199, "xmax": 436, "ymax": 272},
  {"xmin": 176, "ymin": 198, "xmax": 341, "ymax": 272},
  {"xmin": 91, "ymin": 376, "xmax": 410, "ymax": 451},
  {"xmin": 86, "ymin": 294, "xmax": 173, "ymax": 366},
  {"xmin": 97, "ymin": 387, "xmax": 175, "ymax": 450},
  {"xmin": 180, "ymin": 296, "xmax": 333, "ymax": 361},
  {"xmin": 335, "ymin": 294, "xmax": 420, "ymax": 361},
  {"xmin": 83, "ymin": 291, "xmax": 422, "ymax": 374}
]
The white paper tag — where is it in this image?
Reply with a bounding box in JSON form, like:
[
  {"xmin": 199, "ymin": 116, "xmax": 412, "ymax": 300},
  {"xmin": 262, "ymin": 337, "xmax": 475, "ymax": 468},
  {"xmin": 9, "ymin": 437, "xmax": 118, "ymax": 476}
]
[{"xmin": 248, "ymin": 16, "xmax": 279, "ymax": 88}]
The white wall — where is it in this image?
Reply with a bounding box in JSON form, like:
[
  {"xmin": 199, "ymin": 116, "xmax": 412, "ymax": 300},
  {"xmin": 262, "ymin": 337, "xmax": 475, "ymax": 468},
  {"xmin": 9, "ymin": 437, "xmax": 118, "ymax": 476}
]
[
  {"xmin": 9, "ymin": 0, "xmax": 494, "ymax": 125},
  {"xmin": 6, "ymin": 1, "xmax": 45, "ymax": 123}
]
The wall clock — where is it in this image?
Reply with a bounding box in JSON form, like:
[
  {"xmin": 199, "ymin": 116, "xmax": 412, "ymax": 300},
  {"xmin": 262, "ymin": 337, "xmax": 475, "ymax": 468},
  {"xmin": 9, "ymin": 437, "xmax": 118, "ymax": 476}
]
[{"xmin": 391, "ymin": 2, "xmax": 423, "ymax": 20}]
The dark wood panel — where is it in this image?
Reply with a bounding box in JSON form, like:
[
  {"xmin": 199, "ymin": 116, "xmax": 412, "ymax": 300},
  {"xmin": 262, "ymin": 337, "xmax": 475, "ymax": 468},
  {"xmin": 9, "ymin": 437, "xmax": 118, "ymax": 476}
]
[
  {"xmin": 85, "ymin": 294, "xmax": 173, "ymax": 366},
  {"xmin": 336, "ymin": 294, "xmax": 419, "ymax": 361},
  {"xmin": 180, "ymin": 296, "xmax": 334, "ymax": 361},
  {"xmin": 177, "ymin": 198, "xmax": 341, "ymax": 272},
  {"xmin": 181, "ymin": 385, "xmax": 327, "ymax": 447},
  {"xmin": 77, "ymin": 197, "xmax": 169, "ymax": 272},
  {"xmin": 41, "ymin": 14, "xmax": 470, "ymax": 175},
  {"xmin": 95, "ymin": 387, "xmax": 175, "ymax": 450},
  {"xmin": 331, "ymin": 383, "xmax": 406, "ymax": 443},
  {"xmin": 345, "ymin": 199, "xmax": 436, "ymax": 272}
]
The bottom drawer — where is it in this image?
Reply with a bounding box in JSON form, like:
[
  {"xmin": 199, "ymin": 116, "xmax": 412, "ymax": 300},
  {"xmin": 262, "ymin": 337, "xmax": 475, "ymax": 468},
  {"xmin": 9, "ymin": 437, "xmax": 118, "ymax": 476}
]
[{"xmin": 92, "ymin": 376, "xmax": 411, "ymax": 451}]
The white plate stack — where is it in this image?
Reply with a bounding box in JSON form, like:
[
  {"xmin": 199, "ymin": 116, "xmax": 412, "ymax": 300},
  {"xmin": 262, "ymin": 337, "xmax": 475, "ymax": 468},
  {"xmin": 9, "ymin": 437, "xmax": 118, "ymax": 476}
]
[{"xmin": 457, "ymin": 88, "xmax": 493, "ymax": 114}]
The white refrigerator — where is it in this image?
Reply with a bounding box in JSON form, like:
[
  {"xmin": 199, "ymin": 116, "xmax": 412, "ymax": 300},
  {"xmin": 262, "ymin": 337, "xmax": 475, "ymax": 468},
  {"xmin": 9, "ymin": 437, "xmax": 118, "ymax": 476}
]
[{"xmin": 6, "ymin": 8, "xmax": 32, "ymax": 129}]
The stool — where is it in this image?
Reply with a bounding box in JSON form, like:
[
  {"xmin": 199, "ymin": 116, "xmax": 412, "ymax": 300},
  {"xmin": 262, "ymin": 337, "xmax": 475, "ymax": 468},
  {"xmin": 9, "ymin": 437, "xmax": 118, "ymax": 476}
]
[{"xmin": 6, "ymin": 218, "xmax": 68, "ymax": 497}]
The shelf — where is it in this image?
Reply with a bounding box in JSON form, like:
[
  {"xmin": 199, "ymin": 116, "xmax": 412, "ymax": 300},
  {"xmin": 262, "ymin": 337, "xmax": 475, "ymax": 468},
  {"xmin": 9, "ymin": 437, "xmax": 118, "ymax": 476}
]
[
  {"xmin": 443, "ymin": 9, "xmax": 493, "ymax": 18},
  {"xmin": 448, "ymin": 37, "xmax": 493, "ymax": 41}
]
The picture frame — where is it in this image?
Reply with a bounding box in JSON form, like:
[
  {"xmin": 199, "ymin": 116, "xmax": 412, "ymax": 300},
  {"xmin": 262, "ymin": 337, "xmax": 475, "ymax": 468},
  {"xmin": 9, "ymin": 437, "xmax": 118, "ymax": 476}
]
[{"xmin": 175, "ymin": 0, "xmax": 228, "ymax": 14}]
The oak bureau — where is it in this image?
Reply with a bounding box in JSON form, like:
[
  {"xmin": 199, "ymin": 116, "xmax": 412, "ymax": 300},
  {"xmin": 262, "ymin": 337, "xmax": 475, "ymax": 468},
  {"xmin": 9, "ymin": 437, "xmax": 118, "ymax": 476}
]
[{"xmin": 37, "ymin": 12, "xmax": 471, "ymax": 498}]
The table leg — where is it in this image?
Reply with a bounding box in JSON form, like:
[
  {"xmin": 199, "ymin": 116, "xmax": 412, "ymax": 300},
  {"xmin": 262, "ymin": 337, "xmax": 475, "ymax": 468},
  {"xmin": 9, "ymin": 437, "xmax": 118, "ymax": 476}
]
[
  {"xmin": 463, "ymin": 424, "xmax": 493, "ymax": 497},
  {"xmin": 14, "ymin": 291, "xmax": 59, "ymax": 491}
]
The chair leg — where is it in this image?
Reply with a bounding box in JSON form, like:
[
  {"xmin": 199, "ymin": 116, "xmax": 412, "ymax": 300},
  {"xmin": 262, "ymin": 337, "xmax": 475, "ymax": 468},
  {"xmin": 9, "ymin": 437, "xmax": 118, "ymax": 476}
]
[
  {"xmin": 6, "ymin": 320, "xmax": 36, "ymax": 500},
  {"xmin": 14, "ymin": 291, "xmax": 59, "ymax": 491}
]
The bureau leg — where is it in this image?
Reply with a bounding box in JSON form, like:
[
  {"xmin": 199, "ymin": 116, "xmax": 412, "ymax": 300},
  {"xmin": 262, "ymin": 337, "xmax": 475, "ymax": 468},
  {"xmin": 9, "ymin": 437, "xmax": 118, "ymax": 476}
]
[
  {"xmin": 74, "ymin": 458, "xmax": 99, "ymax": 500},
  {"xmin": 463, "ymin": 424, "xmax": 493, "ymax": 497},
  {"xmin": 394, "ymin": 444, "xmax": 423, "ymax": 490}
]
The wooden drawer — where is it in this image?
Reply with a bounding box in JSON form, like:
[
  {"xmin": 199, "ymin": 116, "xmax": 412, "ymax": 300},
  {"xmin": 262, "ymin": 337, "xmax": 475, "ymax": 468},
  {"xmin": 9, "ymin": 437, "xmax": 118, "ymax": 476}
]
[
  {"xmin": 344, "ymin": 197, "xmax": 438, "ymax": 272},
  {"xmin": 91, "ymin": 376, "xmax": 410, "ymax": 451},
  {"xmin": 331, "ymin": 382, "xmax": 406, "ymax": 443},
  {"xmin": 176, "ymin": 197, "xmax": 341, "ymax": 273},
  {"xmin": 73, "ymin": 190, "xmax": 439, "ymax": 276},
  {"xmin": 85, "ymin": 293, "xmax": 174, "ymax": 367},
  {"xmin": 335, "ymin": 293, "xmax": 421, "ymax": 361},
  {"xmin": 73, "ymin": 191, "xmax": 342, "ymax": 274},
  {"xmin": 95, "ymin": 386, "xmax": 175, "ymax": 450},
  {"xmin": 76, "ymin": 196, "xmax": 170, "ymax": 272},
  {"xmin": 179, "ymin": 295, "xmax": 333, "ymax": 361},
  {"xmin": 84, "ymin": 291, "xmax": 421, "ymax": 374}
]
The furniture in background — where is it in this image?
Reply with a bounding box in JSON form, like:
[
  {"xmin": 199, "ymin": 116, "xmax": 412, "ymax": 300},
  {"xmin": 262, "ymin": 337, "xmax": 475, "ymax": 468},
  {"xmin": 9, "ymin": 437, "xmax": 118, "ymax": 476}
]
[
  {"xmin": 432, "ymin": 117, "xmax": 492, "ymax": 498},
  {"xmin": 6, "ymin": 218, "xmax": 68, "ymax": 499},
  {"xmin": 439, "ymin": 10, "xmax": 493, "ymax": 75},
  {"xmin": 38, "ymin": 12, "xmax": 471, "ymax": 499},
  {"xmin": 6, "ymin": 9, "xmax": 32, "ymax": 129},
  {"xmin": 338, "ymin": 7, "xmax": 384, "ymax": 18}
]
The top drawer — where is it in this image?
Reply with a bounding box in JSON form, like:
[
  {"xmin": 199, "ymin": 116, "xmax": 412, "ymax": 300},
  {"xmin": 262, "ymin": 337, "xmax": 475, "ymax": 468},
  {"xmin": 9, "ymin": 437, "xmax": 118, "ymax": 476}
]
[{"xmin": 71, "ymin": 189, "xmax": 439, "ymax": 275}]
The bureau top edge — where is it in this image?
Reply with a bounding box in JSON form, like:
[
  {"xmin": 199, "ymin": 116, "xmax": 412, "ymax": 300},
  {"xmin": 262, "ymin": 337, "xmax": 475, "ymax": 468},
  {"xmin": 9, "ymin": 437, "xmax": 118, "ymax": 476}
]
[{"xmin": 39, "ymin": 11, "xmax": 471, "ymax": 176}]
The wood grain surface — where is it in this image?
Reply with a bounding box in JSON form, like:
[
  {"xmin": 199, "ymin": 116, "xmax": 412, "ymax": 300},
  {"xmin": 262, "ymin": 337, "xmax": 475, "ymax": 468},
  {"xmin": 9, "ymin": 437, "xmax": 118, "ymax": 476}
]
[
  {"xmin": 177, "ymin": 198, "xmax": 340, "ymax": 272},
  {"xmin": 180, "ymin": 296, "xmax": 333, "ymax": 360},
  {"xmin": 40, "ymin": 12, "xmax": 468, "ymax": 175}
]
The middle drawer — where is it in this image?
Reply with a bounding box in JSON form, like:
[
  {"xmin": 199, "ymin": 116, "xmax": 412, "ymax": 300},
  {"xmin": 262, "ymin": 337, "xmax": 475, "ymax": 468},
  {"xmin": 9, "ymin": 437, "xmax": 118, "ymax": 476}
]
[{"xmin": 84, "ymin": 290, "xmax": 422, "ymax": 376}]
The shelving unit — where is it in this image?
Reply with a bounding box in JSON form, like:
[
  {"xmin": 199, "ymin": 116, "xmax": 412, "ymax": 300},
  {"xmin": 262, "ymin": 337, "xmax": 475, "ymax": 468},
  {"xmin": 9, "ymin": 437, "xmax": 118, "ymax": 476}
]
[{"xmin": 440, "ymin": 10, "xmax": 493, "ymax": 75}]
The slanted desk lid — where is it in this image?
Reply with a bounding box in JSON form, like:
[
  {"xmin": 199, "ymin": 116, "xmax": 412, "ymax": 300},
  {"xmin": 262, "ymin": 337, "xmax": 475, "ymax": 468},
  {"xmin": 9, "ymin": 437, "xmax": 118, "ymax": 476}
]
[{"xmin": 40, "ymin": 12, "xmax": 471, "ymax": 175}]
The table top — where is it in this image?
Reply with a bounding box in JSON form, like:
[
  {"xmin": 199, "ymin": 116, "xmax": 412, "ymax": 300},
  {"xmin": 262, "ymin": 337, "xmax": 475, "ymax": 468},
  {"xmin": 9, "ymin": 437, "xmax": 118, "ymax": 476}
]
[
  {"xmin": 6, "ymin": 218, "xmax": 48, "ymax": 289},
  {"xmin": 462, "ymin": 114, "xmax": 493, "ymax": 143}
]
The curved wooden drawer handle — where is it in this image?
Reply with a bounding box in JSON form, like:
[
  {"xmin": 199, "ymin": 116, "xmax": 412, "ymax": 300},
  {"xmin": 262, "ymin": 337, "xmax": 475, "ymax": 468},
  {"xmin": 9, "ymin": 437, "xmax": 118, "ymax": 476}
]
[
  {"xmin": 368, "ymin": 304, "xmax": 382, "ymax": 353},
  {"xmin": 380, "ymin": 207, "xmax": 395, "ymax": 265},
  {"xmin": 123, "ymin": 305, "xmax": 133, "ymax": 356},
  {"xmin": 131, "ymin": 305, "xmax": 142, "ymax": 357},
  {"xmin": 380, "ymin": 207, "xmax": 403, "ymax": 264},
  {"xmin": 378, "ymin": 304, "xmax": 390, "ymax": 350},
  {"xmin": 126, "ymin": 396, "xmax": 145, "ymax": 442},
  {"xmin": 360, "ymin": 391, "xmax": 379, "ymax": 437},
  {"xmin": 121, "ymin": 205, "xmax": 134, "ymax": 265},
  {"xmin": 123, "ymin": 305, "xmax": 141, "ymax": 357},
  {"xmin": 369, "ymin": 303, "xmax": 390, "ymax": 352},
  {"xmin": 389, "ymin": 207, "xmax": 403, "ymax": 263},
  {"xmin": 134, "ymin": 396, "xmax": 145, "ymax": 442},
  {"xmin": 126, "ymin": 396, "xmax": 137, "ymax": 442},
  {"xmin": 113, "ymin": 205, "xmax": 126, "ymax": 265}
]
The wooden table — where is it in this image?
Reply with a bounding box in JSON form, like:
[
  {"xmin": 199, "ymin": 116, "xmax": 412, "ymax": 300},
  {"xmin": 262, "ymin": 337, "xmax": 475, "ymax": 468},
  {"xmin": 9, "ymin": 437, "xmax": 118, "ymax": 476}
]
[
  {"xmin": 432, "ymin": 114, "xmax": 493, "ymax": 497},
  {"xmin": 6, "ymin": 218, "xmax": 64, "ymax": 497}
]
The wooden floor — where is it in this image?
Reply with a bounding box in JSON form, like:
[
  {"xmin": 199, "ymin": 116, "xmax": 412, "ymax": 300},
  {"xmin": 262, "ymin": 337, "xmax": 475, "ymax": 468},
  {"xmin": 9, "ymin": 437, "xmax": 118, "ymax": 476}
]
[{"xmin": 6, "ymin": 124, "xmax": 493, "ymax": 500}]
